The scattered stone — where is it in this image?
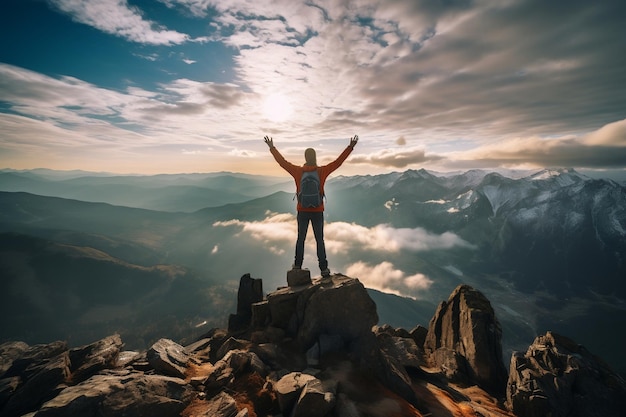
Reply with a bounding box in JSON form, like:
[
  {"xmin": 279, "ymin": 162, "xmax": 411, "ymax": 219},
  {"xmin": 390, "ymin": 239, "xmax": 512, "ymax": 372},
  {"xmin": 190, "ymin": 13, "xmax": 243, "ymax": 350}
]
[
  {"xmin": 291, "ymin": 378, "xmax": 336, "ymax": 417},
  {"xmin": 506, "ymin": 331, "xmax": 626, "ymax": 417},
  {"xmin": 424, "ymin": 284, "xmax": 508, "ymax": 397},
  {"xmin": 147, "ymin": 339, "xmax": 191, "ymax": 379},
  {"xmin": 34, "ymin": 371, "xmax": 191, "ymax": 417},
  {"xmin": 274, "ymin": 372, "xmax": 317, "ymax": 414},
  {"xmin": 378, "ymin": 334, "xmax": 423, "ymax": 369},
  {"xmin": 198, "ymin": 392, "xmax": 240, "ymax": 417},
  {"xmin": 68, "ymin": 334, "xmax": 123, "ymax": 383},
  {"xmin": 216, "ymin": 337, "xmax": 252, "ymax": 362},
  {"xmin": 0, "ymin": 342, "xmax": 29, "ymax": 376},
  {"xmin": 1, "ymin": 350, "xmax": 70, "ymax": 417}
]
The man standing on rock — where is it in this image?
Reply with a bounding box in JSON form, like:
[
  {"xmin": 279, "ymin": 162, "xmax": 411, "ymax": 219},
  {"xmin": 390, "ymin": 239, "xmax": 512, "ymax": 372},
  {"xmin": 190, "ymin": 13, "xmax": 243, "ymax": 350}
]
[{"xmin": 263, "ymin": 135, "xmax": 358, "ymax": 277}]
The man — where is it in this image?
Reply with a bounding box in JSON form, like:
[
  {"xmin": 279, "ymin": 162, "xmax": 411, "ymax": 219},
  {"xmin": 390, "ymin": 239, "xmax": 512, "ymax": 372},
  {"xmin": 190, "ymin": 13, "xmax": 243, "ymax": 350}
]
[{"xmin": 263, "ymin": 135, "xmax": 358, "ymax": 276}]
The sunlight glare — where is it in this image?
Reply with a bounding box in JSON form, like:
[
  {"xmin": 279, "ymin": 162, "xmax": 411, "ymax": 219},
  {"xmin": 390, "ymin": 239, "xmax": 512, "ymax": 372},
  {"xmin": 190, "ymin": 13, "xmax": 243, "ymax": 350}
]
[{"xmin": 263, "ymin": 93, "xmax": 294, "ymax": 123}]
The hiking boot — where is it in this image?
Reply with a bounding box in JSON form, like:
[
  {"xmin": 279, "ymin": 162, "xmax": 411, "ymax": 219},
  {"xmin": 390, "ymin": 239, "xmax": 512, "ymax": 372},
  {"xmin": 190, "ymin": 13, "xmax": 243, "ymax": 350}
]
[
  {"xmin": 321, "ymin": 268, "xmax": 331, "ymax": 277},
  {"xmin": 291, "ymin": 264, "xmax": 302, "ymax": 270}
]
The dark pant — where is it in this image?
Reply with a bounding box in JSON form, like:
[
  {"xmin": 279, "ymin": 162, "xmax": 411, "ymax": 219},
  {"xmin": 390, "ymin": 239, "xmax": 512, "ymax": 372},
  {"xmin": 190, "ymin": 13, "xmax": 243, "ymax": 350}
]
[{"xmin": 295, "ymin": 211, "xmax": 328, "ymax": 270}]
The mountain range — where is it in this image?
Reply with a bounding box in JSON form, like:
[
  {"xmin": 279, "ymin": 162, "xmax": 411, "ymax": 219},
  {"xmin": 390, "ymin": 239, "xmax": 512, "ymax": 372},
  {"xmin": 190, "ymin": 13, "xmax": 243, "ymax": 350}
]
[{"xmin": 0, "ymin": 167, "xmax": 624, "ymax": 377}]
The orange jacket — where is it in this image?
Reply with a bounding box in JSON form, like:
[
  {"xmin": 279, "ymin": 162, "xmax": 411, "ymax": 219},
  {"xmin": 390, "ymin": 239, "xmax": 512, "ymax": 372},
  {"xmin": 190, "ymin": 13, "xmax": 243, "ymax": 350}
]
[{"xmin": 270, "ymin": 145, "xmax": 355, "ymax": 212}]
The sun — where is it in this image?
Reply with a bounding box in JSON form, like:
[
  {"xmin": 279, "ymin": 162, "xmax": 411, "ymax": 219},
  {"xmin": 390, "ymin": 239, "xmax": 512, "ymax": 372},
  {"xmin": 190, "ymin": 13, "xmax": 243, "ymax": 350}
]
[{"xmin": 262, "ymin": 93, "xmax": 294, "ymax": 123}]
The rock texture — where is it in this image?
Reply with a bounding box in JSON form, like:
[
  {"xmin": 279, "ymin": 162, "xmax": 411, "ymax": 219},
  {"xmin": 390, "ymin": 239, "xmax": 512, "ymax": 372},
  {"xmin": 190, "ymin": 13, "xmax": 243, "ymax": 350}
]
[
  {"xmin": 228, "ymin": 273, "xmax": 264, "ymax": 333},
  {"xmin": 5, "ymin": 272, "xmax": 620, "ymax": 417},
  {"xmin": 424, "ymin": 284, "xmax": 508, "ymax": 397},
  {"xmin": 506, "ymin": 331, "xmax": 626, "ymax": 417}
]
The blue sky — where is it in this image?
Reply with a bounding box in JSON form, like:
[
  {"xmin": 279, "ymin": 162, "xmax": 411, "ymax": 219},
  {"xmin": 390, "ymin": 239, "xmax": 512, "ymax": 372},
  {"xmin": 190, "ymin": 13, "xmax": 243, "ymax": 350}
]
[{"xmin": 1, "ymin": 0, "xmax": 625, "ymax": 176}]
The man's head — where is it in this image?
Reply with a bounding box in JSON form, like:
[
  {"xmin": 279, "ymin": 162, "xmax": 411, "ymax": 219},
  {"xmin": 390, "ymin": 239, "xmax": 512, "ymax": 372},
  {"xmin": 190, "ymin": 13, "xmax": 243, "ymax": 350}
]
[{"xmin": 304, "ymin": 148, "xmax": 317, "ymax": 166}]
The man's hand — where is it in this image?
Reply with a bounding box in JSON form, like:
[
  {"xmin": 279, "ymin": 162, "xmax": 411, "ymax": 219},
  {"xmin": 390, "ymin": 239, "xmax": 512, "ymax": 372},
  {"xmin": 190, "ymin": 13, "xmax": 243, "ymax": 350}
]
[
  {"xmin": 263, "ymin": 135, "xmax": 274, "ymax": 148},
  {"xmin": 349, "ymin": 135, "xmax": 359, "ymax": 148}
]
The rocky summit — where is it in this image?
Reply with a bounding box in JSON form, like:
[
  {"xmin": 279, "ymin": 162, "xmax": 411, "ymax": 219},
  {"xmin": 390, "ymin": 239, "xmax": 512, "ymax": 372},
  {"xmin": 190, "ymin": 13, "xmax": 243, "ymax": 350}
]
[{"xmin": 1, "ymin": 272, "xmax": 625, "ymax": 417}]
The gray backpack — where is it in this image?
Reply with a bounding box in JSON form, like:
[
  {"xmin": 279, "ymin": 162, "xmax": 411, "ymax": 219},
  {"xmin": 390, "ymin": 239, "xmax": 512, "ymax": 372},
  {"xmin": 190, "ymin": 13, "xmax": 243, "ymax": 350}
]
[{"xmin": 298, "ymin": 170, "xmax": 322, "ymax": 208}]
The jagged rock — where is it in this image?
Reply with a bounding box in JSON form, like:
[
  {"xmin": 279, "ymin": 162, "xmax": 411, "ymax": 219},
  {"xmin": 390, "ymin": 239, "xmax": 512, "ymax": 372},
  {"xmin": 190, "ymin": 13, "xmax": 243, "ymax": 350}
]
[
  {"xmin": 1, "ymin": 349, "xmax": 70, "ymax": 417},
  {"xmin": 2, "ymin": 341, "xmax": 67, "ymax": 379},
  {"xmin": 424, "ymin": 284, "xmax": 507, "ymax": 397},
  {"xmin": 506, "ymin": 331, "xmax": 626, "ymax": 417},
  {"xmin": 377, "ymin": 334, "xmax": 423, "ymax": 369},
  {"xmin": 195, "ymin": 328, "xmax": 230, "ymax": 363},
  {"xmin": 287, "ymin": 268, "xmax": 312, "ymax": 287},
  {"xmin": 33, "ymin": 370, "xmax": 191, "ymax": 417},
  {"xmin": 0, "ymin": 342, "xmax": 29, "ymax": 376},
  {"xmin": 251, "ymin": 300, "xmax": 270, "ymax": 328},
  {"xmin": 115, "ymin": 351, "xmax": 141, "ymax": 368},
  {"xmin": 296, "ymin": 275, "xmax": 379, "ymax": 352},
  {"xmin": 68, "ymin": 334, "xmax": 123, "ymax": 383},
  {"xmin": 198, "ymin": 391, "xmax": 240, "ymax": 417},
  {"xmin": 147, "ymin": 338, "xmax": 190, "ymax": 379},
  {"xmin": 184, "ymin": 338, "xmax": 212, "ymax": 362},
  {"xmin": 228, "ymin": 273, "xmax": 263, "ymax": 333},
  {"xmin": 291, "ymin": 378, "xmax": 337, "ymax": 417},
  {"xmin": 216, "ymin": 337, "xmax": 253, "ymax": 361},
  {"xmin": 364, "ymin": 344, "xmax": 419, "ymax": 408},
  {"xmin": 409, "ymin": 325, "xmax": 428, "ymax": 348},
  {"xmin": 274, "ymin": 371, "xmax": 317, "ymax": 414},
  {"xmin": 266, "ymin": 286, "xmax": 309, "ymax": 333}
]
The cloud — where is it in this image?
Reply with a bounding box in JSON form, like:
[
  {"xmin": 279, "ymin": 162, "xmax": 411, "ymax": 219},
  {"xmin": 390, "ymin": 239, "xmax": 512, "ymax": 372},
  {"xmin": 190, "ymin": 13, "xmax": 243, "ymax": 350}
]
[
  {"xmin": 48, "ymin": 0, "xmax": 190, "ymax": 45},
  {"xmin": 345, "ymin": 261, "xmax": 433, "ymax": 298},
  {"xmin": 2, "ymin": 1, "xmax": 626, "ymax": 174},
  {"xmin": 212, "ymin": 212, "xmax": 474, "ymax": 255},
  {"xmin": 350, "ymin": 148, "xmax": 444, "ymax": 168},
  {"xmin": 450, "ymin": 119, "xmax": 626, "ymax": 169},
  {"xmin": 228, "ymin": 148, "xmax": 257, "ymax": 158}
]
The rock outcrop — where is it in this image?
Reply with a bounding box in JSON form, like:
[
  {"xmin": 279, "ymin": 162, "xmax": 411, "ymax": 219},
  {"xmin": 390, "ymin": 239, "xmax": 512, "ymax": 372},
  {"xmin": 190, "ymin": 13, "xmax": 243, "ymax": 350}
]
[
  {"xmin": 4, "ymin": 272, "xmax": 621, "ymax": 417},
  {"xmin": 506, "ymin": 331, "xmax": 626, "ymax": 417},
  {"xmin": 424, "ymin": 284, "xmax": 508, "ymax": 397}
]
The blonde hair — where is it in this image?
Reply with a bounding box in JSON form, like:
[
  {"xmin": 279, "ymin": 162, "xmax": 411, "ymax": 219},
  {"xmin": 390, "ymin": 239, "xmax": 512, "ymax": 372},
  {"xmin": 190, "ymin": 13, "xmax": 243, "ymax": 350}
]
[{"xmin": 304, "ymin": 148, "xmax": 317, "ymax": 165}]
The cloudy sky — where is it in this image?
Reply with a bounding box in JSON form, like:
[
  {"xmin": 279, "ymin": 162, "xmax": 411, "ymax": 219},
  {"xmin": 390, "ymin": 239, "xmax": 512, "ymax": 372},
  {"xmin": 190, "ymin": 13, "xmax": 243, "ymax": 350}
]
[{"xmin": 1, "ymin": 0, "xmax": 625, "ymax": 176}]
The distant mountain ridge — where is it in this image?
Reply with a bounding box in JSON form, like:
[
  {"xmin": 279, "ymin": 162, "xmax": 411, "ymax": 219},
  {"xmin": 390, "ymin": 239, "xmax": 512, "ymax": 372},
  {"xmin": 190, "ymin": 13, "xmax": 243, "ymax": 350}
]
[{"xmin": 0, "ymin": 170, "xmax": 292, "ymax": 212}]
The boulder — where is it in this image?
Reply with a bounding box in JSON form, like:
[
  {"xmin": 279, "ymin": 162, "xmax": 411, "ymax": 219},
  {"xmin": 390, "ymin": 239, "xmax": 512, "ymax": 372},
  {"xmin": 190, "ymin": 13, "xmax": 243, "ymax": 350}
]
[
  {"xmin": 296, "ymin": 275, "xmax": 378, "ymax": 352},
  {"xmin": 377, "ymin": 334, "xmax": 423, "ymax": 369},
  {"xmin": 2, "ymin": 341, "xmax": 67, "ymax": 379},
  {"xmin": 33, "ymin": 371, "xmax": 191, "ymax": 417},
  {"xmin": 68, "ymin": 334, "xmax": 123, "ymax": 383},
  {"xmin": 198, "ymin": 391, "xmax": 240, "ymax": 417},
  {"xmin": 506, "ymin": 331, "xmax": 626, "ymax": 417},
  {"xmin": 147, "ymin": 339, "xmax": 191, "ymax": 379},
  {"xmin": 424, "ymin": 284, "xmax": 508, "ymax": 397},
  {"xmin": 291, "ymin": 378, "xmax": 336, "ymax": 417},
  {"xmin": 0, "ymin": 342, "xmax": 29, "ymax": 376},
  {"xmin": 409, "ymin": 325, "xmax": 428, "ymax": 348},
  {"xmin": 274, "ymin": 372, "xmax": 317, "ymax": 414},
  {"xmin": 1, "ymin": 349, "xmax": 70, "ymax": 417}
]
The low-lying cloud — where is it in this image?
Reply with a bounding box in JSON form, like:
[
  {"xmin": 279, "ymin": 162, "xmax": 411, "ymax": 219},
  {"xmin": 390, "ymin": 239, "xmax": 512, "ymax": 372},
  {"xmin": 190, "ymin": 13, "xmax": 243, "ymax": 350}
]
[
  {"xmin": 213, "ymin": 212, "xmax": 474, "ymax": 256},
  {"xmin": 346, "ymin": 261, "xmax": 433, "ymax": 299}
]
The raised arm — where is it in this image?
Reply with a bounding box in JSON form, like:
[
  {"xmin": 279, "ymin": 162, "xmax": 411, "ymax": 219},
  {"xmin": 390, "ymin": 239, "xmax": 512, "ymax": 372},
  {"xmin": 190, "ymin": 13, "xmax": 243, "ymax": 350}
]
[{"xmin": 263, "ymin": 135, "xmax": 299, "ymax": 176}]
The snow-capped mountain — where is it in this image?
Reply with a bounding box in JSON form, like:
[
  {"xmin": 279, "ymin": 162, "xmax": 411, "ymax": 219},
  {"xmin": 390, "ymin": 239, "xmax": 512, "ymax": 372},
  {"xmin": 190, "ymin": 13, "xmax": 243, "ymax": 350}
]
[{"xmin": 326, "ymin": 168, "xmax": 626, "ymax": 297}]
